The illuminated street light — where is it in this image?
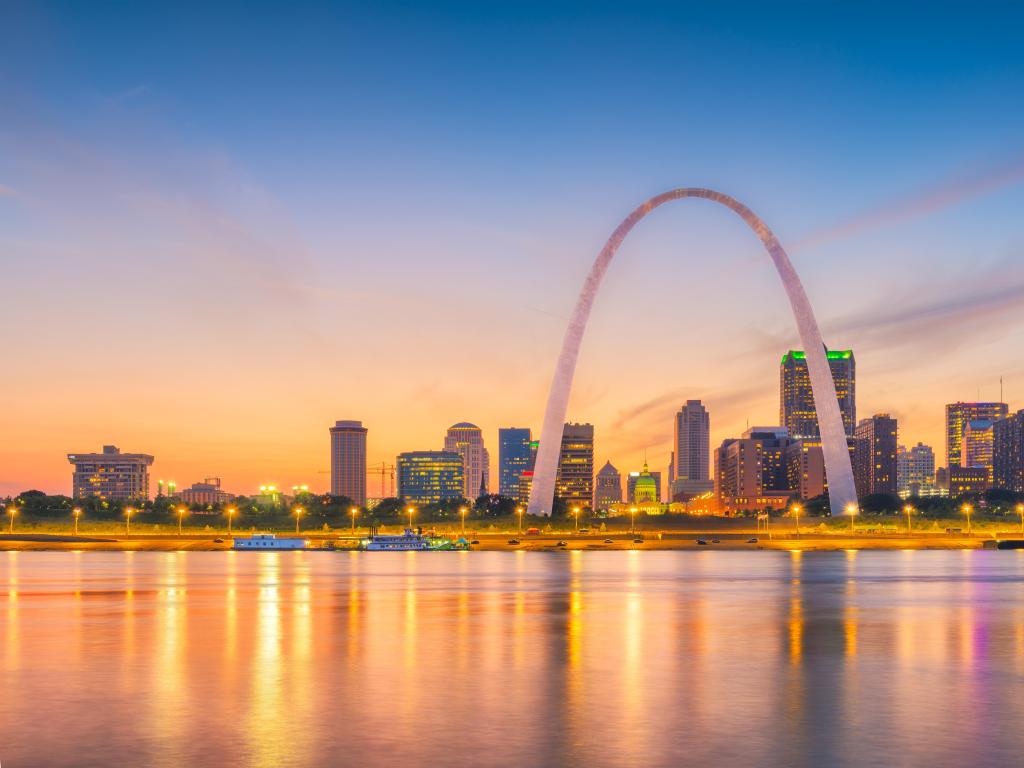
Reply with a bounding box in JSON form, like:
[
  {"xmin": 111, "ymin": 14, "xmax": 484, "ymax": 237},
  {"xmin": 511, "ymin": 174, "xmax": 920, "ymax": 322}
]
[
  {"xmin": 406, "ymin": 506, "xmax": 416, "ymax": 531},
  {"xmin": 846, "ymin": 502, "xmax": 858, "ymax": 534},
  {"xmin": 226, "ymin": 506, "xmax": 236, "ymax": 535},
  {"xmin": 962, "ymin": 503, "xmax": 972, "ymax": 536},
  {"xmin": 73, "ymin": 506, "xmax": 82, "ymax": 536},
  {"xmin": 294, "ymin": 505, "xmax": 305, "ymax": 535},
  {"xmin": 630, "ymin": 506, "xmax": 638, "ymax": 535},
  {"xmin": 903, "ymin": 504, "xmax": 914, "ymax": 536},
  {"xmin": 125, "ymin": 506, "xmax": 135, "ymax": 536},
  {"xmin": 177, "ymin": 506, "xmax": 187, "ymax": 536},
  {"xmin": 516, "ymin": 506, "xmax": 524, "ymax": 535},
  {"xmin": 350, "ymin": 506, "xmax": 359, "ymax": 532},
  {"xmin": 573, "ymin": 506, "xmax": 581, "ymax": 532},
  {"xmin": 791, "ymin": 503, "xmax": 802, "ymax": 537},
  {"xmin": 7, "ymin": 504, "xmax": 17, "ymax": 534},
  {"xmin": 459, "ymin": 506, "xmax": 468, "ymax": 535}
]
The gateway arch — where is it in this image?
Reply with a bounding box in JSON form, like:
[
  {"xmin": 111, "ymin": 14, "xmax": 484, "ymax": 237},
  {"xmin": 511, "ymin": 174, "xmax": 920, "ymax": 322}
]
[{"xmin": 526, "ymin": 188, "xmax": 858, "ymax": 519}]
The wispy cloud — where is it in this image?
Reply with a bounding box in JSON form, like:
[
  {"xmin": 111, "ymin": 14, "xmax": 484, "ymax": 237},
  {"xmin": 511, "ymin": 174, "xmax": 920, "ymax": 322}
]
[
  {"xmin": 794, "ymin": 152, "xmax": 1024, "ymax": 251},
  {"xmin": 0, "ymin": 183, "xmax": 21, "ymax": 199}
]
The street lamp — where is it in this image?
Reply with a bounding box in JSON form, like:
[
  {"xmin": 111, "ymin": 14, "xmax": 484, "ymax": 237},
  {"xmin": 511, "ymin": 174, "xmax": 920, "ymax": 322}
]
[
  {"xmin": 226, "ymin": 506, "xmax": 236, "ymax": 535},
  {"xmin": 177, "ymin": 506, "xmax": 187, "ymax": 536},
  {"xmin": 573, "ymin": 506, "xmax": 581, "ymax": 532},
  {"xmin": 350, "ymin": 506, "xmax": 359, "ymax": 532},
  {"xmin": 7, "ymin": 505, "xmax": 16, "ymax": 534},
  {"xmin": 459, "ymin": 506, "xmax": 468, "ymax": 535},
  {"xmin": 294, "ymin": 505, "xmax": 304, "ymax": 535},
  {"xmin": 962, "ymin": 503, "xmax": 972, "ymax": 536},
  {"xmin": 516, "ymin": 506, "xmax": 524, "ymax": 535},
  {"xmin": 406, "ymin": 506, "xmax": 415, "ymax": 531},
  {"xmin": 1017, "ymin": 503, "xmax": 1024, "ymax": 535},
  {"xmin": 73, "ymin": 507, "xmax": 82, "ymax": 536},
  {"xmin": 791, "ymin": 503, "xmax": 802, "ymax": 537},
  {"xmin": 903, "ymin": 504, "xmax": 914, "ymax": 536},
  {"xmin": 846, "ymin": 502, "xmax": 858, "ymax": 534},
  {"xmin": 630, "ymin": 506, "xmax": 638, "ymax": 535},
  {"xmin": 125, "ymin": 506, "xmax": 135, "ymax": 536}
]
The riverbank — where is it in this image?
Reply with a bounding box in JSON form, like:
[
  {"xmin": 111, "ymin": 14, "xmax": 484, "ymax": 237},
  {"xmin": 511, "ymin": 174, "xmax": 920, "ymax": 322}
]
[{"xmin": 2, "ymin": 531, "xmax": 1020, "ymax": 552}]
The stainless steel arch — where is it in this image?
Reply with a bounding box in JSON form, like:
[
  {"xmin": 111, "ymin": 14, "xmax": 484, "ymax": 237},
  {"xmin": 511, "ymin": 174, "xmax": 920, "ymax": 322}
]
[{"xmin": 526, "ymin": 188, "xmax": 858, "ymax": 518}]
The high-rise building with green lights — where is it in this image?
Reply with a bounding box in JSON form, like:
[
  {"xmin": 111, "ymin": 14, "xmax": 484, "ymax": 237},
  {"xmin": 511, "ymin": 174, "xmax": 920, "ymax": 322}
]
[{"xmin": 780, "ymin": 350, "xmax": 856, "ymax": 440}]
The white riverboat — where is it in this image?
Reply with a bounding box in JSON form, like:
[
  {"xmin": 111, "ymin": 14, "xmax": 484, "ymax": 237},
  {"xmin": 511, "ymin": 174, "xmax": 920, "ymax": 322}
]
[
  {"xmin": 233, "ymin": 534, "xmax": 308, "ymax": 550},
  {"xmin": 362, "ymin": 529, "xmax": 433, "ymax": 551}
]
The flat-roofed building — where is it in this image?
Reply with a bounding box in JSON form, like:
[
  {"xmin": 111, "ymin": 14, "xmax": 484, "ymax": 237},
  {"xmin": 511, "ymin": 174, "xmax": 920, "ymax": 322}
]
[
  {"xmin": 854, "ymin": 414, "xmax": 898, "ymax": 497},
  {"xmin": 330, "ymin": 420, "xmax": 368, "ymax": 505},
  {"xmin": 961, "ymin": 419, "xmax": 995, "ymax": 481},
  {"xmin": 397, "ymin": 451, "xmax": 465, "ymax": 504},
  {"xmin": 946, "ymin": 402, "xmax": 1008, "ymax": 468},
  {"xmin": 994, "ymin": 410, "xmax": 1024, "ymax": 493},
  {"xmin": 556, "ymin": 423, "xmax": 594, "ymax": 510},
  {"xmin": 780, "ymin": 350, "xmax": 855, "ymax": 439},
  {"xmin": 67, "ymin": 445, "xmax": 154, "ymax": 500},
  {"xmin": 179, "ymin": 477, "xmax": 234, "ymax": 506}
]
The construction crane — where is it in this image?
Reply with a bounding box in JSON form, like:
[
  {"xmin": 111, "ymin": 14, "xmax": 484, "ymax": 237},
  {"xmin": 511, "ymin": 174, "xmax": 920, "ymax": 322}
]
[{"xmin": 315, "ymin": 461, "xmax": 396, "ymax": 498}]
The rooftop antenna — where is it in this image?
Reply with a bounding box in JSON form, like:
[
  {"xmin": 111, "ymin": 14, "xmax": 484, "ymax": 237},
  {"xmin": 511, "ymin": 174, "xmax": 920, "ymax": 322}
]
[{"xmin": 1000, "ymin": 376, "xmax": 1004, "ymax": 404}]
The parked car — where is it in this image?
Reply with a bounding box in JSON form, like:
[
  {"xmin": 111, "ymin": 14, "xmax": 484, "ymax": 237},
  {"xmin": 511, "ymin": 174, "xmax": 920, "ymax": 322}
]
[
  {"xmin": 697, "ymin": 539, "xmax": 709, "ymax": 545},
  {"xmin": 747, "ymin": 537, "xmax": 759, "ymax": 544},
  {"xmin": 508, "ymin": 539, "xmax": 520, "ymax": 545}
]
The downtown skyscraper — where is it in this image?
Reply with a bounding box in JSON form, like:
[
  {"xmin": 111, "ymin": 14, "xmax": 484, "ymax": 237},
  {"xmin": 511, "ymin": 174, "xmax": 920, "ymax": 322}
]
[
  {"xmin": 555, "ymin": 423, "xmax": 594, "ymax": 510},
  {"xmin": 498, "ymin": 428, "xmax": 534, "ymax": 497},
  {"xmin": 854, "ymin": 414, "xmax": 898, "ymax": 497},
  {"xmin": 329, "ymin": 420, "xmax": 367, "ymax": 505},
  {"xmin": 946, "ymin": 402, "xmax": 1007, "ymax": 469},
  {"xmin": 671, "ymin": 400, "xmax": 712, "ymax": 500},
  {"xmin": 444, "ymin": 422, "xmax": 489, "ymax": 500},
  {"xmin": 780, "ymin": 350, "xmax": 856, "ymax": 440}
]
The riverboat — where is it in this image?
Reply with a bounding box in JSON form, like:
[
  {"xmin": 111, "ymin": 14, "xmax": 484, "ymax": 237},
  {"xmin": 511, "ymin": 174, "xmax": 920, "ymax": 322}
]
[{"xmin": 233, "ymin": 534, "xmax": 308, "ymax": 550}]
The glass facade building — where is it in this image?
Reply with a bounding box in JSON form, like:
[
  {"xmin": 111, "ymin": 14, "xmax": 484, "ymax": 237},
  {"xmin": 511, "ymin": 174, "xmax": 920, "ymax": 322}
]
[
  {"xmin": 498, "ymin": 428, "xmax": 533, "ymax": 498},
  {"xmin": 396, "ymin": 451, "xmax": 465, "ymax": 504},
  {"xmin": 555, "ymin": 423, "xmax": 594, "ymax": 510},
  {"xmin": 780, "ymin": 350, "xmax": 856, "ymax": 440},
  {"xmin": 945, "ymin": 402, "xmax": 1008, "ymax": 468},
  {"xmin": 330, "ymin": 420, "xmax": 367, "ymax": 505}
]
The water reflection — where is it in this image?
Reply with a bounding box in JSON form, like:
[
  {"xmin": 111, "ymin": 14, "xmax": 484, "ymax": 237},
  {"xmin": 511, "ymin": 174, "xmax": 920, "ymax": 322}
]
[{"xmin": 3, "ymin": 550, "xmax": 1024, "ymax": 767}]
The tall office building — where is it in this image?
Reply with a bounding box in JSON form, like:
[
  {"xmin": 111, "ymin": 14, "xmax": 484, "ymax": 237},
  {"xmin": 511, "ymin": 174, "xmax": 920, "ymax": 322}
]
[
  {"xmin": 444, "ymin": 423, "xmax": 489, "ymax": 499},
  {"xmin": 946, "ymin": 402, "xmax": 1008, "ymax": 468},
  {"xmin": 785, "ymin": 442, "xmax": 827, "ymax": 500},
  {"xmin": 672, "ymin": 400, "xmax": 712, "ymax": 499},
  {"xmin": 780, "ymin": 350, "xmax": 856, "ymax": 440},
  {"xmin": 396, "ymin": 451, "xmax": 465, "ymax": 504},
  {"xmin": 498, "ymin": 428, "xmax": 533, "ymax": 497},
  {"xmin": 961, "ymin": 419, "xmax": 995, "ymax": 481},
  {"xmin": 330, "ymin": 420, "xmax": 367, "ymax": 505},
  {"xmin": 556, "ymin": 423, "xmax": 594, "ymax": 510},
  {"xmin": 994, "ymin": 410, "xmax": 1024, "ymax": 492},
  {"xmin": 67, "ymin": 445, "xmax": 154, "ymax": 500},
  {"xmin": 853, "ymin": 414, "xmax": 898, "ymax": 497},
  {"xmin": 897, "ymin": 443, "xmax": 936, "ymax": 497},
  {"xmin": 594, "ymin": 461, "xmax": 622, "ymax": 509}
]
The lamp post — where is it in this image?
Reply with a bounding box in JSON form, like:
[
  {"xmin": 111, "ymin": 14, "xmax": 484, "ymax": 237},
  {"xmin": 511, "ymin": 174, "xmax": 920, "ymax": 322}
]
[
  {"xmin": 516, "ymin": 506, "xmax": 523, "ymax": 535},
  {"xmin": 73, "ymin": 507, "xmax": 82, "ymax": 536},
  {"xmin": 7, "ymin": 505, "xmax": 16, "ymax": 534},
  {"xmin": 459, "ymin": 506, "xmax": 467, "ymax": 535},
  {"xmin": 226, "ymin": 506, "xmax": 236, "ymax": 535},
  {"xmin": 177, "ymin": 506, "xmax": 186, "ymax": 536},
  {"xmin": 903, "ymin": 504, "xmax": 913, "ymax": 536},
  {"xmin": 791, "ymin": 503, "xmax": 802, "ymax": 537},
  {"xmin": 846, "ymin": 502, "xmax": 858, "ymax": 534},
  {"xmin": 406, "ymin": 506, "xmax": 415, "ymax": 531},
  {"xmin": 350, "ymin": 506, "xmax": 359, "ymax": 532},
  {"xmin": 294, "ymin": 506, "xmax": 304, "ymax": 535},
  {"xmin": 125, "ymin": 506, "xmax": 134, "ymax": 536},
  {"xmin": 630, "ymin": 506, "xmax": 638, "ymax": 535},
  {"xmin": 962, "ymin": 503, "xmax": 972, "ymax": 537},
  {"xmin": 573, "ymin": 506, "xmax": 580, "ymax": 533}
]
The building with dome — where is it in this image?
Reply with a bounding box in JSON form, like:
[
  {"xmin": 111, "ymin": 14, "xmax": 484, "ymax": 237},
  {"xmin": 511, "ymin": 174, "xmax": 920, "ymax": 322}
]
[{"xmin": 444, "ymin": 422, "xmax": 489, "ymax": 499}]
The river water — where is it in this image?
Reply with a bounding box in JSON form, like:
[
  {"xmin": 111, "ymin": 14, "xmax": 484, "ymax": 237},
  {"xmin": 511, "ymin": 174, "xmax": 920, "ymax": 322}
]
[{"xmin": 2, "ymin": 549, "xmax": 1024, "ymax": 767}]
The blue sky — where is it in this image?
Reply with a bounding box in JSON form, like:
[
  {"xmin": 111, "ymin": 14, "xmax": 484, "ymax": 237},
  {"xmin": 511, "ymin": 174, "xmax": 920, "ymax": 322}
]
[{"xmin": 2, "ymin": 1, "xmax": 1024, "ymax": 493}]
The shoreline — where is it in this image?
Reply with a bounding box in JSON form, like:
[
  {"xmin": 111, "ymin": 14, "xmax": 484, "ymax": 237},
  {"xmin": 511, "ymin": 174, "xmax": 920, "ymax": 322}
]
[{"xmin": 1, "ymin": 531, "xmax": 1018, "ymax": 552}]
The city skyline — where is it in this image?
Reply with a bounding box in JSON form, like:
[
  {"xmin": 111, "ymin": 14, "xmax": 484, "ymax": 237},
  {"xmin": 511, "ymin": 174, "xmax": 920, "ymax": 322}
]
[{"xmin": 4, "ymin": 4, "xmax": 1024, "ymax": 497}]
